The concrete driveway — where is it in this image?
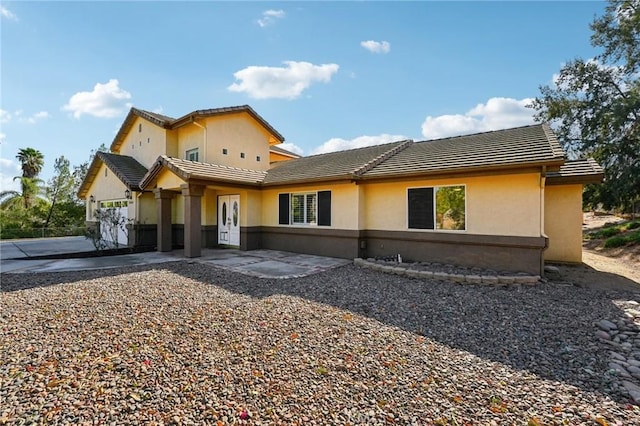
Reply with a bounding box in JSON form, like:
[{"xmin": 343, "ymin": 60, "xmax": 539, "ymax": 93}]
[{"xmin": 0, "ymin": 237, "xmax": 350, "ymax": 278}]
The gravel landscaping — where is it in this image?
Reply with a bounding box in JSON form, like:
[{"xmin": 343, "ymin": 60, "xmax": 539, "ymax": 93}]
[{"xmin": 2, "ymin": 262, "xmax": 640, "ymax": 425}]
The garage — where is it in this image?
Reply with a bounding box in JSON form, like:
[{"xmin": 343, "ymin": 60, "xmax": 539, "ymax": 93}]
[{"xmin": 97, "ymin": 200, "xmax": 129, "ymax": 247}]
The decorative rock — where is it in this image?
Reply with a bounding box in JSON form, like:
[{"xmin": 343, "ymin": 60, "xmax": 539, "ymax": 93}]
[
  {"xmin": 622, "ymin": 381, "xmax": 640, "ymax": 403},
  {"xmin": 609, "ymin": 362, "xmax": 631, "ymax": 377},
  {"xmin": 481, "ymin": 276, "xmax": 499, "ymax": 285},
  {"xmin": 610, "ymin": 351, "xmax": 626, "ymax": 361},
  {"xmin": 466, "ymin": 275, "xmax": 482, "ymax": 284},
  {"xmin": 598, "ymin": 319, "xmax": 618, "ymax": 331},
  {"xmin": 596, "ymin": 330, "xmax": 611, "ymax": 340},
  {"xmin": 544, "ymin": 265, "xmax": 560, "ymax": 273}
]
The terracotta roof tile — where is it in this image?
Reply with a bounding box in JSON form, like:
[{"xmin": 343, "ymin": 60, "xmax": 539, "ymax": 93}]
[
  {"xmin": 140, "ymin": 156, "xmax": 267, "ymax": 189},
  {"xmin": 263, "ymin": 141, "xmax": 412, "ymax": 186},
  {"xmin": 361, "ymin": 124, "xmax": 566, "ymax": 179},
  {"xmin": 546, "ymin": 158, "xmax": 604, "ymax": 185},
  {"xmin": 96, "ymin": 152, "xmax": 148, "ymax": 191}
]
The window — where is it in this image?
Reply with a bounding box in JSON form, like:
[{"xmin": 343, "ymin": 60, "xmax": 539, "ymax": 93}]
[
  {"xmin": 222, "ymin": 148, "xmax": 228, "ymax": 155},
  {"xmin": 256, "ymin": 156, "xmax": 261, "ymax": 162},
  {"xmin": 408, "ymin": 185, "xmax": 465, "ymax": 230},
  {"xmin": 186, "ymin": 148, "xmax": 199, "ymax": 161},
  {"xmin": 278, "ymin": 191, "xmax": 331, "ymax": 226},
  {"xmin": 138, "ymin": 123, "xmax": 142, "ymax": 132},
  {"xmin": 240, "ymin": 152, "xmax": 245, "ymax": 159}
]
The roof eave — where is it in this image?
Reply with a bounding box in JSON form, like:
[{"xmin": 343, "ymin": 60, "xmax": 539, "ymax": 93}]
[
  {"xmin": 359, "ymin": 158, "xmax": 566, "ymax": 182},
  {"xmin": 546, "ymin": 173, "xmax": 605, "ymax": 186}
]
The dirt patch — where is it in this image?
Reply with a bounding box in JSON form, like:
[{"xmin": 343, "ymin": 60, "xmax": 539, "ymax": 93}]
[{"xmin": 546, "ymin": 213, "xmax": 640, "ymax": 293}]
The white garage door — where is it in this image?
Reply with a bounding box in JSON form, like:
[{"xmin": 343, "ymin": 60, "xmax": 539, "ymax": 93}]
[{"xmin": 98, "ymin": 200, "xmax": 129, "ymax": 247}]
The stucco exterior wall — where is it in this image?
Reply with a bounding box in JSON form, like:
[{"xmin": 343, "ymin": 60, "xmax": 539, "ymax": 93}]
[
  {"xmin": 117, "ymin": 117, "xmax": 168, "ymax": 168},
  {"xmin": 544, "ymin": 184, "xmax": 583, "ymax": 263},
  {"xmin": 261, "ymin": 182, "xmax": 360, "ymax": 230},
  {"xmin": 84, "ymin": 163, "xmax": 130, "ymax": 220},
  {"xmin": 137, "ymin": 193, "xmax": 157, "ymax": 225},
  {"xmin": 362, "ymin": 172, "xmax": 542, "ymax": 237},
  {"xmin": 176, "ymin": 113, "xmax": 272, "ymax": 170}
]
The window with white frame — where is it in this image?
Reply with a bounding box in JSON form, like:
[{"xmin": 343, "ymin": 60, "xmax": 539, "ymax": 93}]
[
  {"xmin": 278, "ymin": 191, "xmax": 331, "ymax": 226},
  {"xmin": 186, "ymin": 148, "xmax": 199, "ymax": 162},
  {"xmin": 408, "ymin": 185, "xmax": 466, "ymax": 230}
]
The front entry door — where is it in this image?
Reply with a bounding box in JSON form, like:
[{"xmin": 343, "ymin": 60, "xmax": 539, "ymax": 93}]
[{"xmin": 218, "ymin": 195, "xmax": 240, "ymax": 246}]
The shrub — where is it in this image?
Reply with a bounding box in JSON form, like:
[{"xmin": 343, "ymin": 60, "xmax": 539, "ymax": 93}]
[
  {"xmin": 624, "ymin": 221, "xmax": 640, "ymax": 230},
  {"xmin": 604, "ymin": 235, "xmax": 627, "ymax": 248},
  {"xmin": 589, "ymin": 227, "xmax": 621, "ymax": 239}
]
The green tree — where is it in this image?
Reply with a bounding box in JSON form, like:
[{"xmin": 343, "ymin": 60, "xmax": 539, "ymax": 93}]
[
  {"xmin": 16, "ymin": 147, "xmax": 44, "ymax": 179},
  {"xmin": 44, "ymin": 156, "xmax": 84, "ymax": 229},
  {"xmin": 0, "ymin": 177, "xmax": 46, "ymax": 210},
  {"xmin": 530, "ymin": 0, "xmax": 640, "ymax": 213}
]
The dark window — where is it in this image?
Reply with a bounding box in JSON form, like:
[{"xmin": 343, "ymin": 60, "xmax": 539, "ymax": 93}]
[
  {"xmin": 222, "ymin": 148, "xmax": 228, "ymax": 155},
  {"xmin": 278, "ymin": 194, "xmax": 290, "ymax": 225},
  {"xmin": 256, "ymin": 156, "xmax": 261, "ymax": 162},
  {"xmin": 278, "ymin": 191, "xmax": 331, "ymax": 226},
  {"xmin": 408, "ymin": 186, "xmax": 466, "ymax": 230},
  {"xmin": 408, "ymin": 188, "xmax": 434, "ymax": 229},
  {"xmin": 240, "ymin": 152, "xmax": 245, "ymax": 159},
  {"xmin": 138, "ymin": 123, "xmax": 142, "ymax": 132},
  {"xmin": 318, "ymin": 191, "xmax": 331, "ymax": 226}
]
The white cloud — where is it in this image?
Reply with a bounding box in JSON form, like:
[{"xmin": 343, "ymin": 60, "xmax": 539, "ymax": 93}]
[
  {"xmin": 277, "ymin": 142, "xmax": 304, "ymax": 156},
  {"xmin": 21, "ymin": 111, "xmax": 50, "ymax": 124},
  {"xmin": 152, "ymin": 106, "xmax": 164, "ymax": 114},
  {"xmin": 258, "ymin": 9, "xmax": 285, "ymax": 27},
  {"xmin": 228, "ymin": 61, "xmax": 339, "ymax": 100},
  {"xmin": 63, "ymin": 79, "xmax": 132, "ymax": 118},
  {"xmin": 312, "ymin": 133, "xmax": 407, "ymax": 155},
  {"xmin": 0, "ymin": 109, "xmax": 11, "ymax": 124},
  {"xmin": 0, "ymin": 133, "xmax": 6, "ymax": 143},
  {"xmin": 360, "ymin": 40, "xmax": 391, "ymax": 54},
  {"xmin": 421, "ymin": 97, "xmax": 535, "ymax": 140},
  {"xmin": 0, "ymin": 158, "xmax": 21, "ymax": 193},
  {"xmin": 1, "ymin": 6, "xmax": 18, "ymax": 21}
]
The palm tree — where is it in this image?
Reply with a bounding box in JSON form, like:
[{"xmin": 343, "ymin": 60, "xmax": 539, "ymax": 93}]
[
  {"xmin": 0, "ymin": 177, "xmax": 46, "ymax": 209},
  {"xmin": 16, "ymin": 148, "xmax": 44, "ymax": 179}
]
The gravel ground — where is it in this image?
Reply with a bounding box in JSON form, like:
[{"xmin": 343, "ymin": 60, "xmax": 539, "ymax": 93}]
[{"xmin": 1, "ymin": 262, "xmax": 640, "ymax": 425}]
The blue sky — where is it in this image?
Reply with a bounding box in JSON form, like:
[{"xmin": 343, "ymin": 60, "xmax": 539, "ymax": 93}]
[{"xmin": 1, "ymin": 1, "xmax": 606, "ymax": 192}]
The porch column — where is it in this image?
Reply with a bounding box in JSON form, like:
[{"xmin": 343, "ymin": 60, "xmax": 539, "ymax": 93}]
[
  {"xmin": 154, "ymin": 189, "xmax": 174, "ymax": 252},
  {"xmin": 182, "ymin": 184, "xmax": 204, "ymax": 258}
]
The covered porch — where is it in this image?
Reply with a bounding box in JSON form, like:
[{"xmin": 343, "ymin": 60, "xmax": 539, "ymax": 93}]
[{"xmin": 139, "ymin": 156, "xmax": 266, "ymax": 257}]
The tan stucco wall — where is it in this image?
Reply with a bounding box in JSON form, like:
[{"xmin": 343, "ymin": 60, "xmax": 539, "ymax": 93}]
[
  {"xmin": 177, "ymin": 113, "xmax": 272, "ymax": 170},
  {"xmin": 544, "ymin": 184, "xmax": 583, "ymax": 263},
  {"xmin": 156, "ymin": 169, "xmax": 185, "ymax": 191},
  {"xmin": 362, "ymin": 172, "xmax": 542, "ymax": 237},
  {"xmin": 137, "ymin": 193, "xmax": 157, "ymax": 225},
  {"xmin": 261, "ymin": 182, "xmax": 360, "ymax": 229},
  {"xmin": 117, "ymin": 117, "xmax": 168, "ymax": 168},
  {"xmin": 84, "ymin": 163, "xmax": 132, "ymax": 220}
]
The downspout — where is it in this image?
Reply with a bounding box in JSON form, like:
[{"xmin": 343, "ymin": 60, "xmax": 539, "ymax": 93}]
[
  {"xmin": 540, "ymin": 166, "xmax": 548, "ymax": 276},
  {"xmin": 192, "ymin": 120, "xmax": 207, "ymax": 163}
]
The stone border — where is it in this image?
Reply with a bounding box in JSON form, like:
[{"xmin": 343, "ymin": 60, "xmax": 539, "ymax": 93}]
[{"xmin": 353, "ymin": 258, "xmax": 541, "ymax": 286}]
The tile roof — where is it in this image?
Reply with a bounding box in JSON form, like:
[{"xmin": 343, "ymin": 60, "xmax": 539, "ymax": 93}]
[
  {"xmin": 270, "ymin": 144, "xmax": 301, "ymax": 158},
  {"xmin": 135, "ymin": 108, "xmax": 175, "ymax": 124},
  {"xmin": 77, "ymin": 152, "xmax": 149, "ymax": 198},
  {"xmin": 262, "ymin": 141, "xmax": 413, "ymax": 186},
  {"xmin": 97, "ymin": 152, "xmax": 149, "ymax": 191},
  {"xmin": 361, "ymin": 124, "xmax": 566, "ymax": 180},
  {"xmin": 546, "ymin": 158, "xmax": 604, "ymax": 185},
  {"xmin": 140, "ymin": 156, "xmax": 267, "ymax": 189}
]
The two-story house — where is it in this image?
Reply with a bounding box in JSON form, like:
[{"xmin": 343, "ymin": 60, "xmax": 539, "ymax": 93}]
[{"xmin": 78, "ymin": 105, "xmax": 603, "ymax": 276}]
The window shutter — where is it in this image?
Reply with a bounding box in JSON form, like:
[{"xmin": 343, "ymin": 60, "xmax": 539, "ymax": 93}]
[
  {"xmin": 408, "ymin": 188, "xmax": 434, "ymax": 229},
  {"xmin": 278, "ymin": 193, "xmax": 290, "ymax": 225},
  {"xmin": 317, "ymin": 191, "xmax": 331, "ymax": 226}
]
